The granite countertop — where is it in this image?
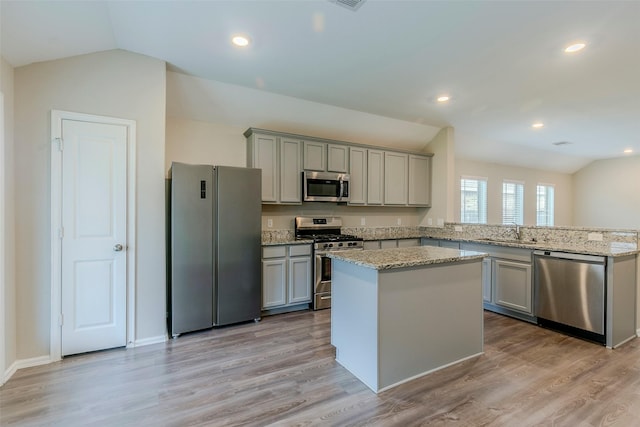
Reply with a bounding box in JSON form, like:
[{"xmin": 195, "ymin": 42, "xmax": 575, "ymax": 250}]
[
  {"xmin": 262, "ymin": 237, "xmax": 312, "ymax": 246},
  {"xmin": 327, "ymin": 246, "xmax": 487, "ymax": 271},
  {"xmin": 434, "ymin": 237, "xmax": 638, "ymax": 257}
]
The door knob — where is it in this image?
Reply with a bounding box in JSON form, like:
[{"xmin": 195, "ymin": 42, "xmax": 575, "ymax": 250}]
[{"xmin": 113, "ymin": 244, "xmax": 124, "ymax": 252}]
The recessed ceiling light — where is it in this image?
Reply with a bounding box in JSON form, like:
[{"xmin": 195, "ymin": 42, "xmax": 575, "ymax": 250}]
[
  {"xmin": 231, "ymin": 35, "xmax": 251, "ymax": 47},
  {"xmin": 531, "ymin": 122, "xmax": 544, "ymax": 129},
  {"xmin": 436, "ymin": 95, "xmax": 450, "ymax": 103},
  {"xmin": 564, "ymin": 42, "xmax": 586, "ymax": 53},
  {"xmin": 624, "ymin": 148, "xmax": 633, "ymax": 154}
]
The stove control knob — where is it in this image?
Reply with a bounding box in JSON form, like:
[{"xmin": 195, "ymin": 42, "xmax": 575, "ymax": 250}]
[
  {"xmin": 324, "ymin": 243, "xmax": 330, "ymax": 249},
  {"xmin": 338, "ymin": 242, "xmax": 343, "ymax": 247},
  {"xmin": 328, "ymin": 243, "xmax": 333, "ymax": 248}
]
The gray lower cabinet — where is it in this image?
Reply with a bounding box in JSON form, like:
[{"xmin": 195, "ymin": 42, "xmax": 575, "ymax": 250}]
[
  {"xmin": 460, "ymin": 242, "xmax": 534, "ymax": 322},
  {"xmin": 420, "ymin": 238, "xmax": 460, "ymax": 249},
  {"xmin": 262, "ymin": 244, "xmax": 312, "ymax": 312},
  {"xmin": 365, "ymin": 238, "xmax": 421, "ymax": 249}
]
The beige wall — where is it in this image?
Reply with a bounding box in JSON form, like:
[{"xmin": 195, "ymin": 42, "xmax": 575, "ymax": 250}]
[
  {"xmin": 1, "ymin": 55, "xmax": 16, "ymax": 380},
  {"xmin": 455, "ymin": 158, "xmax": 574, "ymax": 226},
  {"xmin": 14, "ymin": 50, "xmax": 166, "ymax": 359},
  {"xmin": 165, "ymin": 117, "xmax": 246, "ymax": 174},
  {"xmin": 573, "ymin": 156, "xmax": 640, "ymax": 229},
  {"xmin": 422, "ymin": 127, "xmax": 454, "ymax": 226}
]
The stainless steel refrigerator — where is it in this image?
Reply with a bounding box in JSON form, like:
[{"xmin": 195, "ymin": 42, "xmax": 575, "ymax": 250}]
[{"xmin": 168, "ymin": 162, "xmax": 262, "ymax": 336}]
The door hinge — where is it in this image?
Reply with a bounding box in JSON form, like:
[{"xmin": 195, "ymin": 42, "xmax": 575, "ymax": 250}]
[
  {"xmin": 54, "ymin": 137, "xmax": 63, "ymax": 151},
  {"xmin": 58, "ymin": 227, "xmax": 64, "ymax": 239},
  {"xmin": 59, "ymin": 313, "xmax": 64, "ymax": 326}
]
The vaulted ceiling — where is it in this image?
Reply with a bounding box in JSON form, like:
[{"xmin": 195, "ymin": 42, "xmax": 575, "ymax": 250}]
[{"xmin": 2, "ymin": 0, "xmax": 639, "ymax": 173}]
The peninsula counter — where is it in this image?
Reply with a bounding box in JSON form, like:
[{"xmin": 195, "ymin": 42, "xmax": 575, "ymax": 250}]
[{"xmin": 328, "ymin": 246, "xmax": 487, "ymax": 393}]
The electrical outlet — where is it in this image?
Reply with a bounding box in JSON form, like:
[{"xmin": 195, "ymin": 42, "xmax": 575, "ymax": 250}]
[
  {"xmin": 588, "ymin": 232, "xmax": 603, "ymax": 241},
  {"xmin": 267, "ymin": 218, "xmax": 273, "ymax": 228},
  {"xmin": 360, "ymin": 217, "xmax": 366, "ymax": 226},
  {"xmin": 397, "ymin": 218, "xmax": 402, "ymax": 225},
  {"xmin": 427, "ymin": 218, "xmax": 433, "ymax": 226},
  {"xmin": 437, "ymin": 218, "xmax": 444, "ymax": 226}
]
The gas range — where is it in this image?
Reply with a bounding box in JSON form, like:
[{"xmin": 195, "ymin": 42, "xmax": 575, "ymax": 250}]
[
  {"xmin": 294, "ymin": 216, "xmax": 364, "ymax": 310},
  {"xmin": 294, "ymin": 217, "xmax": 363, "ymax": 251}
]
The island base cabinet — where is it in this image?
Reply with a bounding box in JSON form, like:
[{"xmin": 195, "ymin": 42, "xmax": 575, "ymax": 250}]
[{"xmin": 332, "ymin": 259, "xmax": 484, "ymax": 393}]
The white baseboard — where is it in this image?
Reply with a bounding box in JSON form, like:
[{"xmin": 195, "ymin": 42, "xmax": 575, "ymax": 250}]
[
  {"xmin": 2, "ymin": 355, "xmax": 52, "ymax": 386},
  {"xmin": 132, "ymin": 335, "xmax": 167, "ymax": 348}
]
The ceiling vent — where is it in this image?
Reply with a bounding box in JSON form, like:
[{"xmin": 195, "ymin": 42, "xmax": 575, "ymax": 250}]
[
  {"xmin": 552, "ymin": 141, "xmax": 573, "ymax": 146},
  {"xmin": 328, "ymin": 0, "xmax": 366, "ymax": 12}
]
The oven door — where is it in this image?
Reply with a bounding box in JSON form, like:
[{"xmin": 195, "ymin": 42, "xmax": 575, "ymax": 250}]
[{"xmin": 314, "ymin": 251, "xmax": 332, "ymax": 310}]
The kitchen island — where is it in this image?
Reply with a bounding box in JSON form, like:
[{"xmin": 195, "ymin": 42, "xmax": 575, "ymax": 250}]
[{"xmin": 328, "ymin": 246, "xmax": 487, "ymax": 393}]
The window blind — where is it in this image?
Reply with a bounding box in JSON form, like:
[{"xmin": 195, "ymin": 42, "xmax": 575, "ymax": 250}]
[
  {"xmin": 536, "ymin": 184, "xmax": 555, "ymax": 226},
  {"xmin": 460, "ymin": 177, "xmax": 487, "ymax": 224},
  {"xmin": 502, "ymin": 180, "xmax": 524, "ymax": 225}
]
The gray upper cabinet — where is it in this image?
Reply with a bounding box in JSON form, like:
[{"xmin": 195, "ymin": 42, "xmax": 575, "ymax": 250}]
[
  {"xmin": 303, "ymin": 141, "xmax": 348, "ymax": 173},
  {"xmin": 384, "ymin": 152, "xmax": 408, "ymax": 205},
  {"xmin": 279, "ymin": 138, "xmax": 302, "ymax": 203},
  {"xmin": 246, "ymin": 132, "xmax": 278, "ymax": 203},
  {"xmin": 327, "ymin": 144, "xmax": 349, "ymax": 173},
  {"xmin": 348, "ymin": 147, "xmax": 367, "ymax": 205},
  {"xmin": 246, "ymin": 130, "xmax": 301, "ymax": 204},
  {"xmin": 303, "ymin": 141, "xmax": 326, "ymax": 171},
  {"xmin": 246, "ymin": 128, "xmax": 432, "ymax": 207},
  {"xmin": 367, "ymin": 149, "xmax": 384, "ymax": 205},
  {"xmin": 408, "ymin": 154, "xmax": 431, "ymax": 206}
]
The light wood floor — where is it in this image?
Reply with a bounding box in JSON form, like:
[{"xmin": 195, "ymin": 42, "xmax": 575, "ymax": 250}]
[{"xmin": 2, "ymin": 310, "xmax": 640, "ymax": 426}]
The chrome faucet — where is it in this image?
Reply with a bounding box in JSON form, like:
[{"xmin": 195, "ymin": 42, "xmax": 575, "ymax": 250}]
[{"xmin": 511, "ymin": 222, "xmax": 522, "ymax": 240}]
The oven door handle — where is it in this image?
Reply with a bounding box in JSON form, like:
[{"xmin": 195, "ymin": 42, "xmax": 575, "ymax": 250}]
[
  {"xmin": 315, "ymin": 253, "xmax": 324, "ymax": 288},
  {"xmin": 338, "ymin": 178, "xmax": 344, "ymax": 201}
]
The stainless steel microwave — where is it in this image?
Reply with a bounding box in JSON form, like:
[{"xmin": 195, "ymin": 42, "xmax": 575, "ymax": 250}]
[{"xmin": 303, "ymin": 171, "xmax": 350, "ymax": 202}]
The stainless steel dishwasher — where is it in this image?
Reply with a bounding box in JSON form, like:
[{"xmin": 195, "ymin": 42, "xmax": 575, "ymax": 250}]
[{"xmin": 534, "ymin": 250, "xmax": 606, "ymax": 344}]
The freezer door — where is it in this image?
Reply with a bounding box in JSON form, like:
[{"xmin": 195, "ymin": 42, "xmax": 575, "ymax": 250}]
[
  {"xmin": 214, "ymin": 166, "xmax": 262, "ymax": 325},
  {"xmin": 169, "ymin": 162, "xmax": 214, "ymax": 335}
]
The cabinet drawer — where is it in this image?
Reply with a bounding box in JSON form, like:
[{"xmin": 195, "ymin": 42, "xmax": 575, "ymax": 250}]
[
  {"xmin": 263, "ymin": 246, "xmax": 286, "ymax": 259},
  {"xmin": 289, "ymin": 244, "xmax": 311, "ymax": 257}
]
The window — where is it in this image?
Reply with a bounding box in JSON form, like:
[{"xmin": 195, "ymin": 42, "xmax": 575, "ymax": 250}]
[
  {"xmin": 537, "ymin": 184, "xmax": 555, "ymax": 226},
  {"xmin": 502, "ymin": 180, "xmax": 524, "ymax": 225},
  {"xmin": 460, "ymin": 177, "xmax": 487, "ymax": 224}
]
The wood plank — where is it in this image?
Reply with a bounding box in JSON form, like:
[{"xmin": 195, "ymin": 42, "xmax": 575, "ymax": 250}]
[{"xmin": 1, "ymin": 310, "xmax": 640, "ymax": 426}]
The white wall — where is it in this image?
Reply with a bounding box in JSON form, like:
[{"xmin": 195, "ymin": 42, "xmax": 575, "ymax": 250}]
[
  {"xmin": 573, "ymin": 156, "xmax": 640, "ymax": 229},
  {"xmin": 455, "ymin": 158, "xmax": 574, "ymax": 226},
  {"xmin": 1, "ymin": 55, "xmax": 16, "ymax": 381},
  {"xmin": 14, "ymin": 50, "xmax": 166, "ymax": 359}
]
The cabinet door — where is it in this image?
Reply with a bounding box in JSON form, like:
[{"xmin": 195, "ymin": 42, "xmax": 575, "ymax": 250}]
[
  {"xmin": 348, "ymin": 147, "xmax": 367, "ymax": 205},
  {"xmin": 279, "ymin": 138, "xmax": 302, "ymax": 203},
  {"xmin": 367, "ymin": 150, "xmax": 384, "ymax": 205},
  {"xmin": 303, "ymin": 141, "xmax": 326, "ymax": 171},
  {"xmin": 398, "ymin": 238, "xmax": 420, "ymax": 247},
  {"xmin": 262, "ymin": 259, "xmax": 286, "ymax": 308},
  {"xmin": 440, "ymin": 240, "xmax": 460, "ymax": 249},
  {"xmin": 384, "ymin": 152, "xmax": 408, "ymax": 205},
  {"xmin": 380, "ymin": 240, "xmax": 398, "ymax": 249},
  {"xmin": 249, "ymin": 134, "xmax": 278, "ymax": 203},
  {"xmin": 408, "ymin": 155, "xmax": 431, "ymax": 206},
  {"xmin": 363, "ymin": 240, "xmax": 380, "ymax": 250},
  {"xmin": 288, "ymin": 257, "xmax": 312, "ymax": 304},
  {"xmin": 493, "ymin": 259, "xmax": 532, "ymax": 314},
  {"xmin": 421, "ymin": 238, "xmax": 440, "ymax": 247},
  {"xmin": 327, "ymin": 144, "xmax": 349, "ymax": 173},
  {"xmin": 482, "ymin": 258, "xmax": 492, "ymax": 303}
]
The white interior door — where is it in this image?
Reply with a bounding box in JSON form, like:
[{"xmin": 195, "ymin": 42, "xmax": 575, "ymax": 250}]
[{"xmin": 60, "ymin": 119, "xmax": 127, "ymax": 356}]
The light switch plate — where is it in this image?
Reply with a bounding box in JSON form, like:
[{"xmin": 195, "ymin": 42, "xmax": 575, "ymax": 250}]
[
  {"xmin": 360, "ymin": 217, "xmax": 366, "ymax": 226},
  {"xmin": 267, "ymin": 218, "xmax": 273, "ymax": 228}
]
